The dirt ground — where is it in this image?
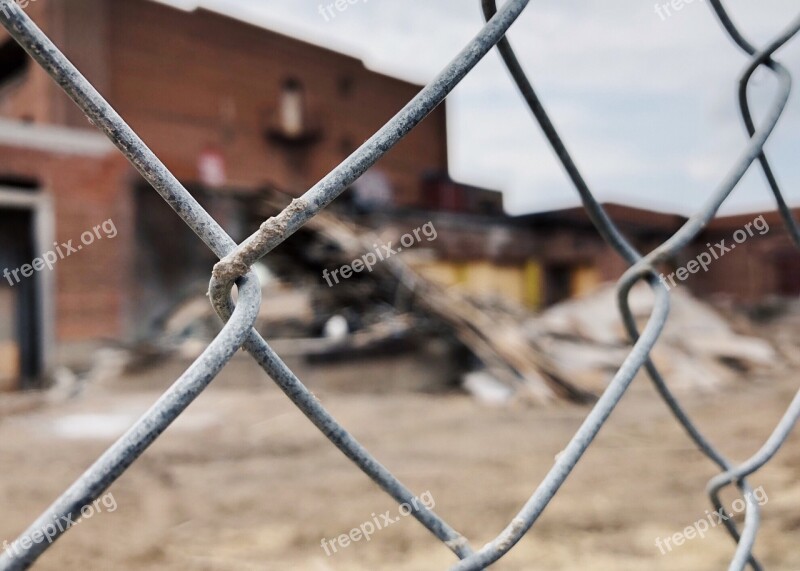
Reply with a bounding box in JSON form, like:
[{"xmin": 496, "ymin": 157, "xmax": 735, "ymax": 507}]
[{"xmin": 0, "ymin": 355, "xmax": 799, "ymax": 570}]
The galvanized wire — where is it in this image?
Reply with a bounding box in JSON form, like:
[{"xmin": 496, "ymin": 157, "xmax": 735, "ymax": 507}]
[{"xmin": 0, "ymin": 0, "xmax": 798, "ymax": 569}]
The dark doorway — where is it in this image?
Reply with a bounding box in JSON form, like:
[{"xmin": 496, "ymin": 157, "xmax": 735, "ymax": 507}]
[
  {"xmin": 0, "ymin": 208, "xmax": 41, "ymax": 389},
  {"xmin": 544, "ymin": 263, "xmax": 572, "ymax": 306}
]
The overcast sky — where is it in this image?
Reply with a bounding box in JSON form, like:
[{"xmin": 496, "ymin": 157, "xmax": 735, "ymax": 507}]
[{"xmin": 157, "ymin": 0, "xmax": 800, "ymax": 216}]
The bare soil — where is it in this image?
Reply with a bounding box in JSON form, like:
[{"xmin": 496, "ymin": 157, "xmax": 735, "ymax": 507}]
[{"xmin": 0, "ymin": 355, "xmax": 798, "ymax": 570}]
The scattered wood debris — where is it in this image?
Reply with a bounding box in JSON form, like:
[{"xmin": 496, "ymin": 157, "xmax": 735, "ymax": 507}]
[
  {"xmin": 525, "ymin": 283, "xmax": 778, "ymax": 393},
  {"xmin": 121, "ymin": 192, "xmax": 783, "ymax": 405}
]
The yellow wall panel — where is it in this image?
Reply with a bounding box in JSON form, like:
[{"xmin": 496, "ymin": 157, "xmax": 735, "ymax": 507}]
[{"xmin": 571, "ymin": 264, "xmax": 601, "ymax": 297}]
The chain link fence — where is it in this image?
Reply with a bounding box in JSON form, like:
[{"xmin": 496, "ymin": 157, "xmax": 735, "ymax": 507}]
[{"xmin": 0, "ymin": 0, "xmax": 798, "ymax": 569}]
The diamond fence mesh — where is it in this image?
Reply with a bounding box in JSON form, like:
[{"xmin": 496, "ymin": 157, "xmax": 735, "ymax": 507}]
[{"xmin": 0, "ymin": 0, "xmax": 799, "ymax": 569}]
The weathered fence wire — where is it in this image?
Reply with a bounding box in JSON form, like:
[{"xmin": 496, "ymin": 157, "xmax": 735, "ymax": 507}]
[{"xmin": 0, "ymin": 1, "xmax": 798, "ymax": 569}]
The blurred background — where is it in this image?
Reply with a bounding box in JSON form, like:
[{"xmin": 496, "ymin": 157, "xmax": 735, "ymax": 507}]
[{"xmin": 0, "ymin": 0, "xmax": 798, "ymax": 569}]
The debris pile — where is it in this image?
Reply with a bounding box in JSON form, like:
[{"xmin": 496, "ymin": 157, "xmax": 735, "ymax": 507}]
[
  {"xmin": 523, "ymin": 284, "xmax": 777, "ymax": 396},
  {"xmin": 136, "ymin": 192, "xmax": 781, "ymax": 406},
  {"xmin": 737, "ymin": 297, "xmax": 800, "ymax": 369}
]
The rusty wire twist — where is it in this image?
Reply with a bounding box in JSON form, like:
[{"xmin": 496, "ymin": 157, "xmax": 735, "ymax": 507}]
[{"xmin": 0, "ymin": 1, "xmax": 798, "ymax": 569}]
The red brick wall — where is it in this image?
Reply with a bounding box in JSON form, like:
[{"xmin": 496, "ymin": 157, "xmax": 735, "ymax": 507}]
[
  {"xmin": 0, "ymin": 1, "xmax": 59, "ymax": 124},
  {"xmin": 682, "ymin": 232, "xmax": 796, "ymax": 302},
  {"xmin": 0, "ymin": 0, "xmax": 450, "ymax": 345},
  {"xmin": 0, "ymin": 145, "xmax": 131, "ymax": 341},
  {"xmin": 44, "ymin": 0, "xmax": 448, "ymax": 206}
]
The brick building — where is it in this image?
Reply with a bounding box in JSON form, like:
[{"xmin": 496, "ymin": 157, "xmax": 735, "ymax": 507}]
[
  {"xmin": 0, "ymin": 0, "xmax": 795, "ymax": 390},
  {"xmin": 399, "ymin": 202, "xmax": 799, "ymax": 310},
  {"xmin": 0, "ymin": 0, "xmax": 448, "ymax": 388},
  {"xmin": 398, "ymin": 203, "xmax": 686, "ymax": 308}
]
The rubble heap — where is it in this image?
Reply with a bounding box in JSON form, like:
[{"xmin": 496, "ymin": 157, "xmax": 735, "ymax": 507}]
[{"xmin": 147, "ymin": 194, "xmax": 780, "ymax": 405}]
